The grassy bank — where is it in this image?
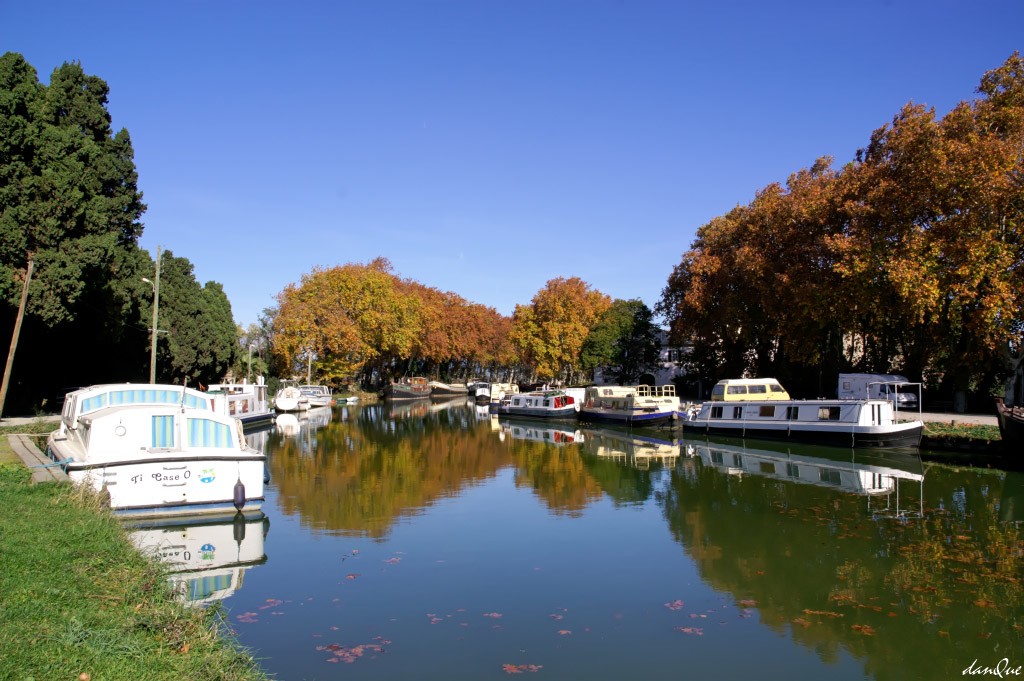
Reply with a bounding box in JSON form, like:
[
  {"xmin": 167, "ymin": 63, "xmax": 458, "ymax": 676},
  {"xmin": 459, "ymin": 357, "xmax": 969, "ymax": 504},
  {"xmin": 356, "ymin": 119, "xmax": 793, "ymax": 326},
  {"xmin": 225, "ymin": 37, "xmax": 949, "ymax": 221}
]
[
  {"xmin": 0, "ymin": 462, "xmax": 270, "ymax": 681},
  {"xmin": 922, "ymin": 420, "xmax": 1001, "ymax": 442}
]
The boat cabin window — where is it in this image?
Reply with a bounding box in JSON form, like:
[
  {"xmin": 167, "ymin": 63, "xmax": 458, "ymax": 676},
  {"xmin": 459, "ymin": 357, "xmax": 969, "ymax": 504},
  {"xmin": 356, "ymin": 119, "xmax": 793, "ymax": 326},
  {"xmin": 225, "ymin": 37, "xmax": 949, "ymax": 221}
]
[
  {"xmin": 732, "ymin": 406, "xmax": 743, "ymax": 419},
  {"xmin": 187, "ymin": 418, "xmax": 234, "ymax": 447},
  {"xmin": 711, "ymin": 451, "xmax": 724, "ymax": 465},
  {"xmin": 770, "ymin": 384, "xmax": 787, "ymax": 394},
  {"xmin": 786, "ymin": 463, "xmax": 800, "ymax": 478},
  {"xmin": 759, "ymin": 462, "xmax": 776, "ymax": 474},
  {"xmin": 786, "ymin": 406, "xmax": 800, "ymax": 420},
  {"xmin": 710, "ymin": 406, "xmax": 723, "ymax": 419},
  {"xmin": 759, "ymin": 406, "xmax": 775, "ymax": 417},
  {"xmin": 711, "ymin": 385, "xmax": 725, "ymax": 399},
  {"xmin": 817, "ymin": 407, "xmax": 841, "ymax": 421},
  {"xmin": 727, "ymin": 385, "xmax": 748, "ymax": 395},
  {"xmin": 749, "ymin": 385, "xmax": 767, "ymax": 395},
  {"xmin": 151, "ymin": 415, "xmax": 176, "ymax": 448},
  {"xmin": 819, "ymin": 468, "xmax": 842, "ymax": 485}
]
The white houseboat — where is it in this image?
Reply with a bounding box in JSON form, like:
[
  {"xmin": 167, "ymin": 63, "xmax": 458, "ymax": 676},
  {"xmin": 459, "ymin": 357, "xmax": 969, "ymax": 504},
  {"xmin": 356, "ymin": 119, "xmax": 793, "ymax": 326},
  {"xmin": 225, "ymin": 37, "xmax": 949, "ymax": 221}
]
[
  {"xmin": 46, "ymin": 384, "xmax": 266, "ymax": 519},
  {"xmin": 497, "ymin": 389, "xmax": 578, "ymax": 420},
  {"xmin": 579, "ymin": 385, "xmax": 679, "ymax": 427},
  {"xmin": 206, "ymin": 377, "xmax": 274, "ymax": 428},
  {"xmin": 487, "ymin": 382, "xmax": 519, "ymax": 411},
  {"xmin": 682, "ymin": 378, "xmax": 923, "ymax": 448}
]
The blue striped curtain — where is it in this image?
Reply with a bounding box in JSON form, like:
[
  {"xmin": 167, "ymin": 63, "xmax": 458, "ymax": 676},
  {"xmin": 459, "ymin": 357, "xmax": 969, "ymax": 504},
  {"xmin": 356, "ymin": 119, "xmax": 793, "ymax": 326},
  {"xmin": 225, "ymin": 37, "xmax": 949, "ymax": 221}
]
[
  {"xmin": 187, "ymin": 418, "xmax": 232, "ymax": 448},
  {"xmin": 151, "ymin": 415, "xmax": 176, "ymax": 448}
]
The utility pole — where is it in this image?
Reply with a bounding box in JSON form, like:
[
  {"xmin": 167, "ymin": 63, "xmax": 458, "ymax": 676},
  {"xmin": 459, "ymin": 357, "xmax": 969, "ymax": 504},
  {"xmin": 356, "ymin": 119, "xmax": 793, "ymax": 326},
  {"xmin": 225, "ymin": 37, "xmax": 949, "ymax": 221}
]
[
  {"xmin": 141, "ymin": 246, "xmax": 161, "ymax": 384},
  {"xmin": 0, "ymin": 257, "xmax": 33, "ymax": 419}
]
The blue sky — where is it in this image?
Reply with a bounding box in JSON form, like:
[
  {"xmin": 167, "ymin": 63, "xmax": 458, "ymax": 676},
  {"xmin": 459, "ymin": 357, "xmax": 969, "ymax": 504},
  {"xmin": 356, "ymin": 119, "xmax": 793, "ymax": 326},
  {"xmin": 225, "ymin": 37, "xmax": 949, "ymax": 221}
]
[{"xmin": 4, "ymin": 1, "xmax": 1022, "ymax": 329}]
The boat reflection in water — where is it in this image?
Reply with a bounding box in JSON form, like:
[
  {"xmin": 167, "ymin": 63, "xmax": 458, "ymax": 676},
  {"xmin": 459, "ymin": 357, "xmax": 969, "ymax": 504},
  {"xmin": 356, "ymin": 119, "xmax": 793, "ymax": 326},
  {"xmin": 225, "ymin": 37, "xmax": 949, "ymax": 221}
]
[
  {"xmin": 684, "ymin": 436, "xmax": 925, "ymax": 518},
  {"xmin": 124, "ymin": 512, "xmax": 269, "ymax": 606},
  {"xmin": 497, "ymin": 418, "xmax": 585, "ymax": 445},
  {"xmin": 578, "ymin": 426, "xmax": 680, "ymax": 469}
]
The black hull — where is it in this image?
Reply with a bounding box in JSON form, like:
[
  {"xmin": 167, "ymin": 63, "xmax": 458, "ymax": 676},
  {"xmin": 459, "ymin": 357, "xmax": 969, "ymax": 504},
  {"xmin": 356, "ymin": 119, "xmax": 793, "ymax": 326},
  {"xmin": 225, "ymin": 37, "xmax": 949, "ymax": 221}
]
[
  {"xmin": 996, "ymin": 398, "xmax": 1024, "ymax": 451},
  {"xmin": 680, "ymin": 422, "xmax": 923, "ymax": 449},
  {"xmin": 383, "ymin": 387, "xmax": 431, "ymax": 400}
]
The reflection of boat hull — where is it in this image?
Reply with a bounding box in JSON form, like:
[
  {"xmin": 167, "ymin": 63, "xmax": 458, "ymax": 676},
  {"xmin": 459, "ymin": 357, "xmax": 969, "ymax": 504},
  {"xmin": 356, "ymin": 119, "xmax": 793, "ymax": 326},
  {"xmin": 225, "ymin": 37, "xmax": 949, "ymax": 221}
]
[
  {"xmin": 685, "ymin": 435, "xmax": 924, "ymax": 497},
  {"xmin": 682, "ymin": 399, "xmax": 923, "ymax": 448},
  {"xmin": 275, "ymin": 413, "xmax": 300, "ymax": 436},
  {"xmin": 579, "ymin": 425, "xmax": 679, "ymax": 467},
  {"xmin": 499, "ymin": 418, "xmax": 584, "ymax": 445},
  {"xmin": 126, "ymin": 512, "xmax": 269, "ymax": 606}
]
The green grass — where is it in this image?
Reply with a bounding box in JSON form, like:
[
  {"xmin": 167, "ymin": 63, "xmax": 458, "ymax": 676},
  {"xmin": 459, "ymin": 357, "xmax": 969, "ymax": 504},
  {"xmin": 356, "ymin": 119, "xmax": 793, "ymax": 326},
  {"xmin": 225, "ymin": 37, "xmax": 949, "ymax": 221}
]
[
  {"xmin": 922, "ymin": 420, "xmax": 1001, "ymax": 442},
  {"xmin": 0, "ymin": 464, "xmax": 271, "ymax": 681}
]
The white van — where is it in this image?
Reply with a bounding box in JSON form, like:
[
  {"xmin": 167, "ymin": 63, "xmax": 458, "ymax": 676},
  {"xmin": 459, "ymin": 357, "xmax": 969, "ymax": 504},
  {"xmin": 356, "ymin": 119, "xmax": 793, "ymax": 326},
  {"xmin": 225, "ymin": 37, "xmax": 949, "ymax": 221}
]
[{"xmin": 837, "ymin": 373, "xmax": 919, "ymax": 410}]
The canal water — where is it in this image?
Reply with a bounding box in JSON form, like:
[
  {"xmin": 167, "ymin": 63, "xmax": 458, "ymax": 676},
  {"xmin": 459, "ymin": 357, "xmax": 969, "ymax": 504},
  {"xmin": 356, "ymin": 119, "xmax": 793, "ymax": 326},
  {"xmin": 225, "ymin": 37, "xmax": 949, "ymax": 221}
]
[{"xmin": 136, "ymin": 400, "xmax": 1023, "ymax": 680}]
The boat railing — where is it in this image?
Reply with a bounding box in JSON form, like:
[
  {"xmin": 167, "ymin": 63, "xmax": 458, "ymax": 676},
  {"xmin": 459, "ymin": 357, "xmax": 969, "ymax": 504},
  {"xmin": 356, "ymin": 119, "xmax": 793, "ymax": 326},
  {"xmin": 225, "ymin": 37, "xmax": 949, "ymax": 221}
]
[{"xmin": 635, "ymin": 384, "xmax": 677, "ymax": 398}]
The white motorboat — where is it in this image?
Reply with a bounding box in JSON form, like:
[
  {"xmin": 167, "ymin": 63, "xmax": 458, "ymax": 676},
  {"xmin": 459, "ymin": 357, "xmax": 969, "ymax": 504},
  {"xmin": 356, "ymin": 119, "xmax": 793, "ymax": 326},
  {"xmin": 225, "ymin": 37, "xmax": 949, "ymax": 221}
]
[
  {"xmin": 46, "ymin": 384, "xmax": 266, "ymax": 519},
  {"xmin": 298, "ymin": 384, "xmax": 333, "ymax": 407},
  {"xmin": 274, "ymin": 384, "xmax": 310, "ymax": 412}
]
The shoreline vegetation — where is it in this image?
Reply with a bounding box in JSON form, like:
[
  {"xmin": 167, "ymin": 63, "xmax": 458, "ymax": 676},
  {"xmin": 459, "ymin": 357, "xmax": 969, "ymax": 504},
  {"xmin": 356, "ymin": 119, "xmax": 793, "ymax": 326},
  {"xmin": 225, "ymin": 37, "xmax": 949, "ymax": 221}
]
[
  {"xmin": 0, "ymin": 449, "xmax": 270, "ymax": 681},
  {"xmin": 0, "ymin": 414, "xmax": 1006, "ymax": 680}
]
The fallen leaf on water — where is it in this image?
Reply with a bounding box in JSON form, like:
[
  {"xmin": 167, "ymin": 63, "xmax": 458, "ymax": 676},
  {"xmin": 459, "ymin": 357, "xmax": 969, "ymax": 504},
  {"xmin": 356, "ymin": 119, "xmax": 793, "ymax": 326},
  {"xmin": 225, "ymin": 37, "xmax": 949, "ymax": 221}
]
[
  {"xmin": 384, "ymin": 557, "xmax": 401, "ymax": 565},
  {"xmin": 345, "ymin": 574, "xmax": 360, "ymax": 580},
  {"xmin": 664, "ymin": 600, "xmax": 685, "ymax": 611},
  {"xmin": 973, "ymin": 599, "xmax": 997, "ymax": 608},
  {"xmin": 674, "ymin": 626, "xmax": 704, "ymax": 636},
  {"xmin": 738, "ymin": 599, "xmax": 757, "ymax": 607},
  {"xmin": 548, "ymin": 614, "xmax": 564, "ymax": 620},
  {"xmin": 792, "ymin": 618, "xmax": 811, "ymax": 628},
  {"xmin": 503, "ymin": 664, "xmax": 543, "ymax": 674},
  {"xmin": 851, "ymin": 624, "xmax": 876, "ymax": 636},
  {"xmin": 483, "ymin": 612, "xmax": 503, "ymax": 618},
  {"xmin": 803, "ymin": 609, "xmax": 844, "ymax": 618}
]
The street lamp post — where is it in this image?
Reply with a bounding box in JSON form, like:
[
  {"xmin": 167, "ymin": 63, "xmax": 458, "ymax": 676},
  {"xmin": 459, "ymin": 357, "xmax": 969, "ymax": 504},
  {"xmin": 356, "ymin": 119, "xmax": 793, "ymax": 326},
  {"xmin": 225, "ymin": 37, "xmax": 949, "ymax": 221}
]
[
  {"xmin": 141, "ymin": 246, "xmax": 161, "ymax": 384},
  {"xmin": 248, "ymin": 343, "xmax": 257, "ymax": 383}
]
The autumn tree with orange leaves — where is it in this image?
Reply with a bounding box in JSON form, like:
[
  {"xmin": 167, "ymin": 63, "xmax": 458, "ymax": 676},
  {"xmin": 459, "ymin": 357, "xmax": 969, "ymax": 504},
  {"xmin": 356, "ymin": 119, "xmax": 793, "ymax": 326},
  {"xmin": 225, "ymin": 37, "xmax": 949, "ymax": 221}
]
[
  {"xmin": 510, "ymin": 277, "xmax": 612, "ymax": 383},
  {"xmin": 660, "ymin": 53, "xmax": 1024, "ymax": 406},
  {"xmin": 273, "ymin": 258, "xmax": 515, "ymax": 388}
]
